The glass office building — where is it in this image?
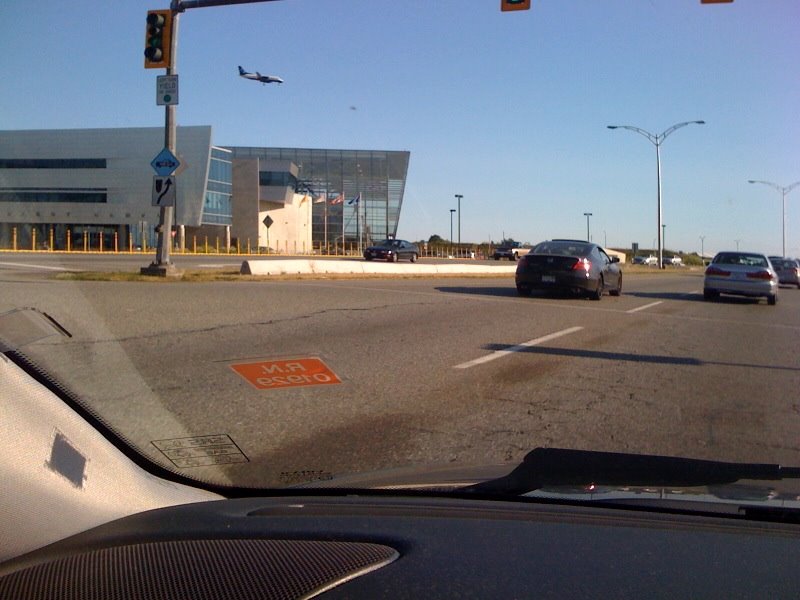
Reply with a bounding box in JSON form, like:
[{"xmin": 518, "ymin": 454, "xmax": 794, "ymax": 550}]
[{"xmin": 228, "ymin": 147, "xmax": 410, "ymax": 250}]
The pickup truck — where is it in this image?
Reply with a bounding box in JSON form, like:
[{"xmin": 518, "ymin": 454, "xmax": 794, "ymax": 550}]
[{"xmin": 492, "ymin": 244, "xmax": 530, "ymax": 261}]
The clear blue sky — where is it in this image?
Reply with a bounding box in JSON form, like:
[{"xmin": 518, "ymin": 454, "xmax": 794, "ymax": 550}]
[{"xmin": 2, "ymin": 0, "xmax": 798, "ymax": 255}]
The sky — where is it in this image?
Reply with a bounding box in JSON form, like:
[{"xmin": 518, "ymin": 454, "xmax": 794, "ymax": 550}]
[{"xmin": 1, "ymin": 0, "xmax": 798, "ymax": 255}]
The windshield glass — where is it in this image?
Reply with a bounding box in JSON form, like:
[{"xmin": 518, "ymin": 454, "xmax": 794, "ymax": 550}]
[{"xmin": 1, "ymin": 0, "xmax": 798, "ymax": 493}]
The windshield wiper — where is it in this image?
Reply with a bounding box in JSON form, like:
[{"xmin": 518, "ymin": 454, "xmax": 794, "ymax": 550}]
[{"xmin": 464, "ymin": 448, "xmax": 800, "ymax": 495}]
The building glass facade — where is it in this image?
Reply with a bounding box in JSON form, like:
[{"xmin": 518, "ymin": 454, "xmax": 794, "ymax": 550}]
[
  {"xmin": 228, "ymin": 147, "xmax": 410, "ymax": 250},
  {"xmin": 201, "ymin": 147, "xmax": 233, "ymax": 225}
]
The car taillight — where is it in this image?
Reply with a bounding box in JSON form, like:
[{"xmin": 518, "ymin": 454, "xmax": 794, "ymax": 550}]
[
  {"xmin": 747, "ymin": 270, "xmax": 774, "ymax": 280},
  {"xmin": 572, "ymin": 258, "xmax": 591, "ymax": 272},
  {"xmin": 705, "ymin": 266, "xmax": 730, "ymax": 276}
]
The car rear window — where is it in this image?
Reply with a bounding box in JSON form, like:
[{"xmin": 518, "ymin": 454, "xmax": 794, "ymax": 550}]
[
  {"xmin": 533, "ymin": 242, "xmax": 589, "ymax": 257},
  {"xmin": 715, "ymin": 253, "xmax": 768, "ymax": 267}
]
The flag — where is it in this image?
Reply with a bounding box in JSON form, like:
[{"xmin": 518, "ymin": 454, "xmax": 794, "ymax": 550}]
[
  {"xmin": 329, "ymin": 194, "xmax": 343, "ymax": 205},
  {"xmin": 348, "ymin": 193, "xmax": 361, "ymax": 205},
  {"xmin": 313, "ymin": 193, "xmax": 327, "ymax": 204}
]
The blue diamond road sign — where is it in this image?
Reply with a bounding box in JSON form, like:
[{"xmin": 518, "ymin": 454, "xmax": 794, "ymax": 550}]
[{"xmin": 151, "ymin": 147, "xmax": 180, "ymax": 177}]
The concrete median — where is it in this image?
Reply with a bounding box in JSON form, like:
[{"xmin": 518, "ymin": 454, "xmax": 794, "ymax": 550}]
[{"xmin": 240, "ymin": 259, "xmax": 518, "ymax": 276}]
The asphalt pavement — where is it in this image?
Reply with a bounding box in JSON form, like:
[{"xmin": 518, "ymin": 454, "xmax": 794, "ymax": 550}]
[{"xmin": 2, "ymin": 253, "xmax": 799, "ymax": 489}]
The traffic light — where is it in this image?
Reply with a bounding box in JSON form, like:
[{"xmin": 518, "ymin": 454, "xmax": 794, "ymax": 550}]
[
  {"xmin": 501, "ymin": 0, "xmax": 531, "ymax": 11},
  {"xmin": 144, "ymin": 9, "xmax": 173, "ymax": 69}
]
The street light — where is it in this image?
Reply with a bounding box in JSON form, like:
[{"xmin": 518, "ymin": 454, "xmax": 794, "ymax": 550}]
[
  {"xmin": 455, "ymin": 194, "xmax": 463, "ymax": 247},
  {"xmin": 449, "ymin": 209, "xmax": 456, "ymax": 250},
  {"xmin": 699, "ymin": 235, "xmax": 705, "ymax": 264},
  {"xmin": 734, "ymin": 239, "xmax": 741, "ymax": 250},
  {"xmin": 583, "ymin": 212, "xmax": 593, "ymax": 242},
  {"xmin": 747, "ymin": 179, "xmax": 800, "ymax": 256},
  {"xmin": 608, "ymin": 120, "xmax": 705, "ymax": 269}
]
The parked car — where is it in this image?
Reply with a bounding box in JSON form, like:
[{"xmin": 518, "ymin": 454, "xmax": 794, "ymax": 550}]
[
  {"xmin": 703, "ymin": 252, "xmax": 778, "ymax": 305},
  {"xmin": 364, "ymin": 239, "xmax": 419, "ymax": 262},
  {"xmin": 493, "ymin": 242, "xmax": 530, "ymax": 261},
  {"xmin": 515, "ymin": 239, "xmax": 622, "ymax": 300},
  {"xmin": 666, "ymin": 255, "xmax": 684, "ymax": 266},
  {"xmin": 769, "ymin": 257, "xmax": 800, "ymax": 288},
  {"xmin": 632, "ymin": 255, "xmax": 658, "ymax": 266}
]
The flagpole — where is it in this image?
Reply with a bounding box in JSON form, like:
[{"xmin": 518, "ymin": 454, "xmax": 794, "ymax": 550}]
[{"xmin": 356, "ymin": 195, "xmax": 361, "ymax": 255}]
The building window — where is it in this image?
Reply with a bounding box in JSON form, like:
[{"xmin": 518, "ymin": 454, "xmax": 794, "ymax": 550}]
[
  {"xmin": 202, "ymin": 191, "xmax": 232, "ymax": 225},
  {"xmin": 0, "ymin": 158, "xmax": 107, "ymax": 169},
  {"xmin": 259, "ymin": 171, "xmax": 298, "ymax": 190},
  {"xmin": 202, "ymin": 147, "xmax": 232, "ymax": 225},
  {"xmin": 0, "ymin": 189, "xmax": 107, "ymax": 203}
]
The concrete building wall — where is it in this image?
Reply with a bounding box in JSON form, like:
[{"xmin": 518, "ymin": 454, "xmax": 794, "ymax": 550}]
[
  {"xmin": 0, "ymin": 127, "xmax": 212, "ymax": 229},
  {"xmin": 258, "ymin": 194, "xmax": 312, "ymax": 253}
]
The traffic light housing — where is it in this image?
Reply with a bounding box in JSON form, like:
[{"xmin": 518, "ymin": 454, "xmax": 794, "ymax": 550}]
[
  {"xmin": 144, "ymin": 10, "xmax": 173, "ymax": 69},
  {"xmin": 501, "ymin": 0, "xmax": 531, "ymax": 11}
]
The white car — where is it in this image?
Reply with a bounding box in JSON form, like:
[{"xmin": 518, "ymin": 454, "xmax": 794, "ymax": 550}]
[{"xmin": 632, "ymin": 255, "xmax": 657, "ymax": 265}]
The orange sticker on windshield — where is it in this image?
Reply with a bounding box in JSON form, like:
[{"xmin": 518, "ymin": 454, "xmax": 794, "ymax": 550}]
[{"xmin": 230, "ymin": 357, "xmax": 342, "ymax": 390}]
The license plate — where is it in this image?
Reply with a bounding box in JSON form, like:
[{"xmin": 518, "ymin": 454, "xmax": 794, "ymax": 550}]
[{"xmin": 542, "ymin": 275, "xmax": 555, "ymax": 283}]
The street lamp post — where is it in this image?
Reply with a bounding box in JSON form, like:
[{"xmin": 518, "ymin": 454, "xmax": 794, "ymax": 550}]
[
  {"xmin": 583, "ymin": 212, "xmax": 592, "ymax": 242},
  {"xmin": 699, "ymin": 235, "xmax": 705, "ymax": 265},
  {"xmin": 735, "ymin": 239, "xmax": 741, "ymax": 251},
  {"xmin": 608, "ymin": 120, "xmax": 705, "ymax": 269},
  {"xmin": 455, "ymin": 194, "xmax": 463, "ymax": 249},
  {"xmin": 449, "ymin": 209, "xmax": 456, "ymax": 254},
  {"xmin": 747, "ymin": 179, "xmax": 800, "ymax": 257}
]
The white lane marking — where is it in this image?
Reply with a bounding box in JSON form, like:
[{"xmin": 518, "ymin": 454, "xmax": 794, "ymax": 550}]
[
  {"xmin": 453, "ymin": 326, "xmax": 584, "ymax": 370},
  {"xmin": 626, "ymin": 301, "xmax": 663, "ymax": 314},
  {"xmin": 0, "ymin": 261, "xmax": 74, "ymax": 272}
]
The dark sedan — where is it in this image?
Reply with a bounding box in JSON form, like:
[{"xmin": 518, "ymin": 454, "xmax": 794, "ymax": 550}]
[
  {"xmin": 364, "ymin": 239, "xmax": 419, "ymax": 262},
  {"xmin": 515, "ymin": 239, "xmax": 622, "ymax": 300}
]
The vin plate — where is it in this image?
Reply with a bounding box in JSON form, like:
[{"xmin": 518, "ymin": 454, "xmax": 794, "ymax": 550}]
[{"xmin": 152, "ymin": 434, "xmax": 248, "ymax": 468}]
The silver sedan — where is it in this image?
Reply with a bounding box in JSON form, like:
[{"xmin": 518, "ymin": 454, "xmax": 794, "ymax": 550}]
[{"xmin": 703, "ymin": 252, "xmax": 778, "ymax": 305}]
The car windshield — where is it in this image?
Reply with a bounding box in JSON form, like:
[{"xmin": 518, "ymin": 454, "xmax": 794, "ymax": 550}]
[{"xmin": 2, "ymin": 1, "xmax": 799, "ymax": 497}]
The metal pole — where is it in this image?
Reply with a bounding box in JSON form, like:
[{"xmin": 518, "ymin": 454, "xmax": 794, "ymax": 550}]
[
  {"xmin": 747, "ymin": 180, "xmax": 800, "ymax": 257},
  {"xmin": 656, "ymin": 141, "xmax": 663, "ymax": 269},
  {"xmin": 782, "ymin": 189, "xmax": 787, "ymax": 256},
  {"xmin": 143, "ymin": 9, "xmax": 180, "ymax": 275},
  {"xmin": 455, "ymin": 194, "xmax": 463, "ymax": 247},
  {"xmin": 608, "ymin": 121, "xmax": 704, "ymax": 270},
  {"xmin": 583, "ymin": 212, "xmax": 592, "ymax": 242}
]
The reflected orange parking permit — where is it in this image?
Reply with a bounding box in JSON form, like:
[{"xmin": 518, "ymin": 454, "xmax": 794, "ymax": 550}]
[{"xmin": 230, "ymin": 357, "xmax": 342, "ymax": 390}]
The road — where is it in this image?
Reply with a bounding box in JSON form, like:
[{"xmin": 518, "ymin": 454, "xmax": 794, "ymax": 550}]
[{"xmin": 2, "ymin": 253, "xmax": 799, "ymax": 489}]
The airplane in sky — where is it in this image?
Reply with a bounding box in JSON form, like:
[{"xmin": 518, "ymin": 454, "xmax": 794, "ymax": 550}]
[{"xmin": 238, "ymin": 66, "xmax": 283, "ymax": 85}]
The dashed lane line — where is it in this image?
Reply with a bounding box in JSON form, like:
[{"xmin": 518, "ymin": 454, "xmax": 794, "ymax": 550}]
[
  {"xmin": 626, "ymin": 301, "xmax": 663, "ymax": 314},
  {"xmin": 453, "ymin": 326, "xmax": 584, "ymax": 370}
]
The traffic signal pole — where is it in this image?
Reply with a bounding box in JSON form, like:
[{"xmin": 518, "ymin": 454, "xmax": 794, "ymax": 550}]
[
  {"xmin": 141, "ymin": 0, "xmax": 284, "ymax": 276},
  {"xmin": 142, "ymin": 10, "xmax": 181, "ymax": 276}
]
